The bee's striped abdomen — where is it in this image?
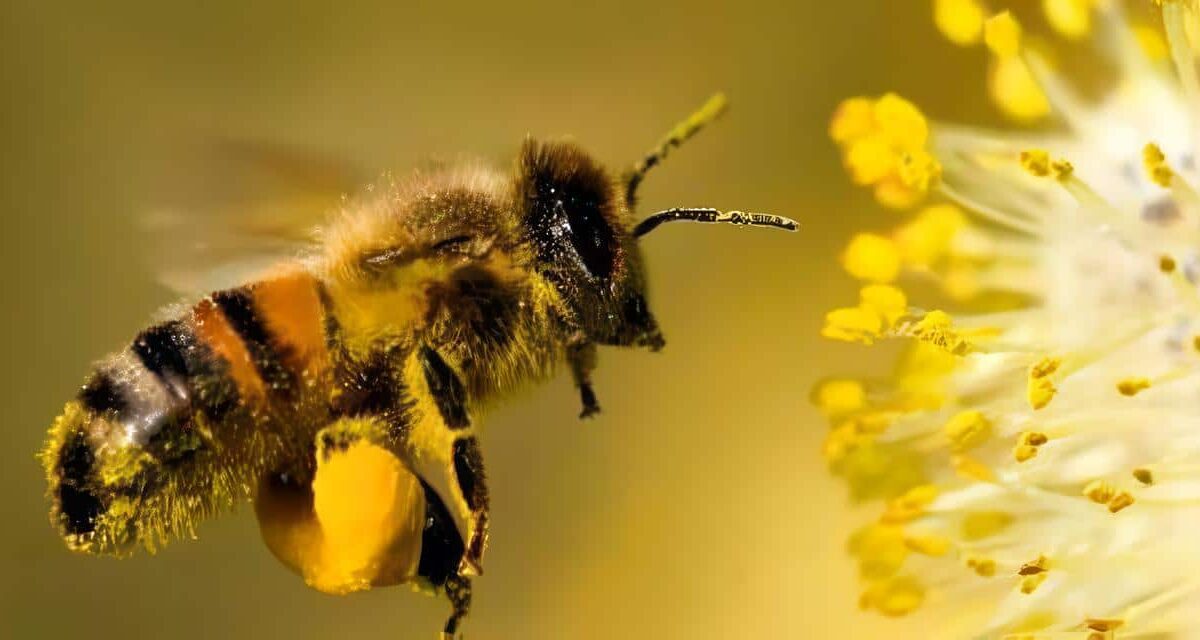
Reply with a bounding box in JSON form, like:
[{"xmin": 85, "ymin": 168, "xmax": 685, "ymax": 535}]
[{"xmin": 44, "ymin": 267, "xmax": 332, "ymax": 553}]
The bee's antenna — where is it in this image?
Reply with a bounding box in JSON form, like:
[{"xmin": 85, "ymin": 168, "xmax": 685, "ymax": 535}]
[
  {"xmin": 624, "ymin": 93, "xmax": 729, "ymax": 207},
  {"xmin": 633, "ymin": 208, "xmax": 798, "ymax": 238}
]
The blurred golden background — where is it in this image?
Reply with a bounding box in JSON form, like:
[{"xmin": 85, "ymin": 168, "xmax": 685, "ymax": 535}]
[{"xmin": 2, "ymin": 1, "xmax": 1006, "ymax": 638}]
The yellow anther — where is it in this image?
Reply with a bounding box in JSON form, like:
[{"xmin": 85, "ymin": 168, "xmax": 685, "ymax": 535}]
[
  {"xmin": 860, "ymin": 284, "xmax": 907, "ymax": 325},
  {"xmin": 848, "ymin": 524, "xmax": 908, "ymax": 580},
  {"xmin": 1030, "ymin": 357, "xmax": 1061, "ymax": 379},
  {"xmin": 846, "ymin": 136, "xmax": 896, "ymax": 185},
  {"xmin": 1020, "ymin": 431, "xmax": 1049, "ymax": 447},
  {"xmin": 1013, "ymin": 443, "xmax": 1039, "ymax": 463},
  {"xmin": 1134, "ymin": 24, "xmax": 1169, "ymax": 61},
  {"xmin": 829, "ymin": 97, "xmax": 876, "ymax": 143},
  {"xmin": 1027, "ymin": 376, "xmax": 1057, "ymax": 410},
  {"xmin": 962, "ymin": 511, "xmax": 1013, "ymax": 540},
  {"xmin": 1193, "ymin": 335, "xmax": 1200, "ymax": 352},
  {"xmin": 944, "ymin": 410, "xmax": 992, "ymax": 452},
  {"xmin": 859, "ymin": 575, "xmax": 925, "ymax": 617},
  {"xmin": 1160, "ymin": 255, "xmax": 1178, "ymax": 273},
  {"xmin": 1117, "ymin": 377, "xmax": 1151, "ymax": 396},
  {"xmin": 812, "ymin": 379, "xmax": 867, "ymax": 418},
  {"xmin": 1043, "ymin": 0, "xmax": 1095, "ymax": 40},
  {"xmin": 984, "ymin": 11, "xmax": 1023, "ymax": 57},
  {"xmin": 893, "ymin": 204, "xmax": 967, "ymax": 267},
  {"xmin": 904, "ymin": 535, "xmax": 950, "ymax": 557},
  {"xmin": 896, "ymin": 149, "xmax": 942, "ymax": 192},
  {"xmin": 843, "ymin": 233, "xmax": 902, "ymax": 283},
  {"xmin": 1145, "ymin": 142, "xmax": 1167, "ymax": 165},
  {"xmin": 990, "ymin": 56, "xmax": 1051, "ymax": 122},
  {"xmin": 874, "ymin": 93, "xmax": 929, "ymax": 149},
  {"xmin": 1051, "ymin": 159, "xmax": 1074, "ymax": 180},
  {"xmin": 966, "ymin": 556, "xmax": 997, "ymax": 577},
  {"xmin": 822, "ymin": 306, "xmax": 883, "ymax": 345},
  {"xmin": 935, "ymin": 0, "xmax": 986, "ymax": 45},
  {"xmin": 903, "ymin": 310, "xmax": 973, "ymax": 355},
  {"xmin": 882, "ymin": 484, "xmax": 939, "ymax": 524},
  {"xmin": 1084, "ymin": 480, "xmax": 1115, "ymax": 504},
  {"xmin": 1020, "ymin": 572, "xmax": 1048, "ymax": 594},
  {"xmin": 1145, "ymin": 143, "xmax": 1175, "ymax": 187},
  {"xmin": 1020, "ymin": 149, "xmax": 1051, "ymax": 177},
  {"xmin": 1108, "ymin": 491, "xmax": 1135, "ymax": 513},
  {"xmin": 952, "ymin": 454, "xmax": 996, "ymax": 482},
  {"xmin": 1133, "ymin": 468, "xmax": 1154, "ymax": 485},
  {"xmin": 1017, "ymin": 555, "xmax": 1048, "ymax": 575}
]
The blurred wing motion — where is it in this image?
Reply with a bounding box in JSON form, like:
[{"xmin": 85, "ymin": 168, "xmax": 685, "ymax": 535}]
[{"xmin": 142, "ymin": 138, "xmax": 363, "ymax": 294}]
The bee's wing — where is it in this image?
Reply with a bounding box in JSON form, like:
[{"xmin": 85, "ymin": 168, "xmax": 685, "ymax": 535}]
[{"xmin": 141, "ymin": 139, "xmax": 364, "ymax": 295}]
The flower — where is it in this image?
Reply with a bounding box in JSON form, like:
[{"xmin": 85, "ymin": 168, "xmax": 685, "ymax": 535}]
[{"xmin": 818, "ymin": 1, "xmax": 1200, "ymax": 637}]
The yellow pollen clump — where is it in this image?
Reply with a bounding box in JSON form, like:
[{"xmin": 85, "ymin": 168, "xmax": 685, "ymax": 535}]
[
  {"xmin": 859, "ymin": 575, "xmax": 925, "ymax": 617},
  {"xmin": 990, "ymin": 54, "xmax": 1051, "ymax": 122},
  {"xmin": 904, "ymin": 535, "xmax": 950, "ymax": 557},
  {"xmin": 1133, "ymin": 468, "xmax": 1154, "ymax": 485},
  {"xmin": 822, "ymin": 285, "xmax": 909, "ymax": 345},
  {"xmin": 1018, "ymin": 555, "xmax": 1048, "ymax": 575},
  {"xmin": 1027, "ymin": 376, "xmax": 1057, "ymax": 410},
  {"xmin": 1134, "ymin": 24, "xmax": 1169, "ymax": 61},
  {"xmin": 944, "ymin": 410, "xmax": 992, "ymax": 452},
  {"xmin": 830, "ymin": 94, "xmax": 940, "ymax": 209},
  {"xmin": 882, "ymin": 484, "xmax": 939, "ymax": 524},
  {"xmin": 1108, "ymin": 491, "xmax": 1135, "ymax": 513},
  {"xmin": 842, "ymin": 233, "xmax": 902, "ymax": 282},
  {"xmin": 1144, "ymin": 143, "xmax": 1175, "ymax": 187},
  {"xmin": 893, "ymin": 203, "xmax": 967, "ymax": 267},
  {"xmin": 829, "ymin": 97, "xmax": 875, "ymax": 143},
  {"xmin": 1020, "ymin": 149, "xmax": 1051, "ymax": 176},
  {"xmin": 1117, "ymin": 377, "xmax": 1151, "ymax": 396},
  {"xmin": 984, "ymin": 11, "xmax": 1023, "ymax": 57},
  {"xmin": 812, "ymin": 379, "xmax": 867, "ymax": 418},
  {"xmin": 935, "ymin": 0, "xmax": 986, "ymax": 45},
  {"xmin": 1084, "ymin": 480, "xmax": 1115, "ymax": 504},
  {"xmin": 1160, "ymin": 254, "xmax": 1177, "ymax": 273},
  {"xmin": 860, "ymin": 284, "xmax": 908, "ymax": 325},
  {"xmin": 1030, "ymin": 357, "xmax": 1061, "ymax": 378},
  {"xmin": 897, "ymin": 149, "xmax": 943, "ymax": 192},
  {"xmin": 1013, "ymin": 432, "xmax": 1049, "ymax": 463},
  {"xmin": 1013, "ymin": 443, "xmax": 1039, "ymax": 463},
  {"xmin": 1043, "ymin": 0, "xmax": 1096, "ymax": 40},
  {"xmin": 1021, "ymin": 572, "xmax": 1048, "ymax": 594},
  {"xmin": 1051, "ymin": 159, "xmax": 1074, "ymax": 179},
  {"xmin": 966, "ymin": 556, "xmax": 997, "ymax": 577},
  {"xmin": 902, "ymin": 310, "xmax": 974, "ymax": 355},
  {"xmin": 1193, "ymin": 335, "xmax": 1200, "ymax": 352},
  {"xmin": 1021, "ymin": 431, "xmax": 1049, "ymax": 447},
  {"xmin": 1020, "ymin": 149, "xmax": 1073, "ymax": 180}
]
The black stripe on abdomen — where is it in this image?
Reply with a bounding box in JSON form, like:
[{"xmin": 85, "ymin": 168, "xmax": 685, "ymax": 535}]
[
  {"xmin": 132, "ymin": 321, "xmax": 191, "ymax": 384},
  {"xmin": 130, "ymin": 319, "xmax": 239, "ymax": 421},
  {"xmin": 419, "ymin": 346, "xmax": 469, "ymax": 429},
  {"xmin": 212, "ymin": 287, "xmax": 296, "ymax": 397},
  {"xmin": 78, "ymin": 371, "xmax": 127, "ymax": 416}
]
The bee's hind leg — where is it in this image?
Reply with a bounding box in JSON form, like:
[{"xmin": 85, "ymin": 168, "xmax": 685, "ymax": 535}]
[
  {"xmin": 568, "ymin": 341, "xmax": 600, "ymax": 419},
  {"xmin": 440, "ymin": 574, "xmax": 472, "ymax": 639}
]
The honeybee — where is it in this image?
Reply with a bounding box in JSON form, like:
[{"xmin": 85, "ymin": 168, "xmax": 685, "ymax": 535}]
[{"xmin": 40, "ymin": 94, "xmax": 796, "ymax": 638}]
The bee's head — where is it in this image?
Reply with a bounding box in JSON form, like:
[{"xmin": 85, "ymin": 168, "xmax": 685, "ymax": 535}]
[{"xmin": 514, "ymin": 94, "xmax": 796, "ymax": 350}]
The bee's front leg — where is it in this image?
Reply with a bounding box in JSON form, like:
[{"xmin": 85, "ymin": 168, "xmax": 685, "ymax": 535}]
[{"xmin": 567, "ymin": 341, "xmax": 600, "ymax": 419}]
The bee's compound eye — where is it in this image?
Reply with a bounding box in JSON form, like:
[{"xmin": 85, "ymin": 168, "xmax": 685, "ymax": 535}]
[{"xmin": 563, "ymin": 199, "xmax": 616, "ymax": 280}]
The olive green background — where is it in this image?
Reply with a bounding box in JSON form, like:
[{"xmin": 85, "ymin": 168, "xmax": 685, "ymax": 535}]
[{"xmin": 2, "ymin": 1, "xmax": 1004, "ymax": 638}]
